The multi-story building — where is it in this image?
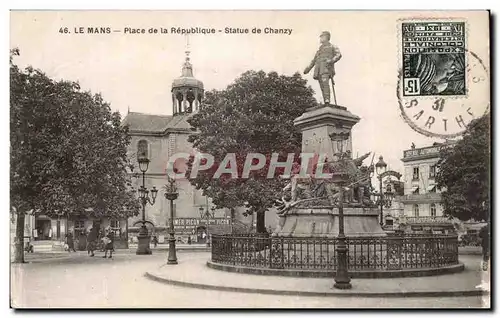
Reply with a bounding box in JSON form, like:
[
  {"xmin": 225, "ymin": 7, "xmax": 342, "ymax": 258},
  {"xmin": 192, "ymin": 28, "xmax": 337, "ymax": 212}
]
[{"xmin": 399, "ymin": 142, "xmax": 455, "ymax": 233}]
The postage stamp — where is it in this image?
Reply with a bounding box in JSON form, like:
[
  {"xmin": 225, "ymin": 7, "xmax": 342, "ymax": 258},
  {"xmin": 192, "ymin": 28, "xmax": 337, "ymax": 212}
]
[{"xmin": 401, "ymin": 21, "xmax": 466, "ymax": 97}]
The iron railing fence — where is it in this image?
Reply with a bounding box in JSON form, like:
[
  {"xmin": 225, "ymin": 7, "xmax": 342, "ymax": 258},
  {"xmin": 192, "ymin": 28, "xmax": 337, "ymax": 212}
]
[{"xmin": 211, "ymin": 233, "xmax": 459, "ymax": 271}]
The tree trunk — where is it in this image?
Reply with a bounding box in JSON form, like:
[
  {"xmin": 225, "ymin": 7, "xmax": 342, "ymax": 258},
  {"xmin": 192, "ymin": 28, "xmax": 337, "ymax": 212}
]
[
  {"xmin": 14, "ymin": 212, "xmax": 25, "ymax": 263},
  {"xmin": 256, "ymin": 210, "xmax": 266, "ymax": 233}
]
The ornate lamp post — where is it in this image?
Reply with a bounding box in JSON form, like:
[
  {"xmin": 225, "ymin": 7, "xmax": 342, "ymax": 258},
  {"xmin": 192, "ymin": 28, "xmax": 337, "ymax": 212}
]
[
  {"xmin": 163, "ymin": 177, "xmax": 179, "ymax": 265},
  {"xmin": 199, "ymin": 205, "xmax": 215, "ymax": 247},
  {"xmin": 135, "ymin": 156, "xmax": 158, "ymax": 255},
  {"xmin": 375, "ymin": 156, "xmax": 388, "ymax": 226},
  {"xmin": 329, "ymin": 131, "xmax": 352, "ymax": 290}
]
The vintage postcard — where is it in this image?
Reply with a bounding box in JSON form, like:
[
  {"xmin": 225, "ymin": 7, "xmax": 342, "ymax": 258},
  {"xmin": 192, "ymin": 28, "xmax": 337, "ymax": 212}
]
[{"xmin": 9, "ymin": 10, "xmax": 490, "ymax": 309}]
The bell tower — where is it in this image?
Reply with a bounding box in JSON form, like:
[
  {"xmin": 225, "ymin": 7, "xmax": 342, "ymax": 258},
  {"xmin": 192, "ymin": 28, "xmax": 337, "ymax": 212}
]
[{"xmin": 171, "ymin": 44, "xmax": 204, "ymax": 115}]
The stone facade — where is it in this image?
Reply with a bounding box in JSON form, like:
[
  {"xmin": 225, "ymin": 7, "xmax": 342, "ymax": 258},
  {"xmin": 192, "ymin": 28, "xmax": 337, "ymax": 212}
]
[
  {"xmin": 399, "ymin": 142, "xmax": 455, "ymax": 233},
  {"xmin": 400, "ymin": 143, "xmax": 444, "ymax": 218}
]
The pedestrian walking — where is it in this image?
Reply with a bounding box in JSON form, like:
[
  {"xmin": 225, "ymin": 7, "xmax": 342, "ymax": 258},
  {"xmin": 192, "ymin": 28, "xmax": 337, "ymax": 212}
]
[
  {"xmin": 65, "ymin": 231, "xmax": 76, "ymax": 252},
  {"xmin": 87, "ymin": 226, "xmax": 98, "ymax": 257},
  {"xmin": 98, "ymin": 228, "xmax": 106, "ymax": 252},
  {"xmin": 479, "ymin": 223, "xmax": 490, "ymax": 271}
]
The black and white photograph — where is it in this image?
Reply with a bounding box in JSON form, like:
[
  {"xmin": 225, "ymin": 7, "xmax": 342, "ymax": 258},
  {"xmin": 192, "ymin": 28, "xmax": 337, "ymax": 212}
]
[{"xmin": 8, "ymin": 10, "xmax": 491, "ymax": 309}]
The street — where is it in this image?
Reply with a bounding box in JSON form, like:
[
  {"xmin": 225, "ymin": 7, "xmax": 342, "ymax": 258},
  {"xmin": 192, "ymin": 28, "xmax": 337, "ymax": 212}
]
[{"xmin": 11, "ymin": 251, "xmax": 485, "ymax": 308}]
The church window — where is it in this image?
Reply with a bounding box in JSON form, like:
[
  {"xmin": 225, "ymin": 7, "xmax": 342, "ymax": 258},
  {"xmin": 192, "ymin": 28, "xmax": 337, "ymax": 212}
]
[
  {"xmin": 186, "ymin": 91, "xmax": 195, "ymax": 113},
  {"xmin": 137, "ymin": 140, "xmax": 149, "ymax": 159}
]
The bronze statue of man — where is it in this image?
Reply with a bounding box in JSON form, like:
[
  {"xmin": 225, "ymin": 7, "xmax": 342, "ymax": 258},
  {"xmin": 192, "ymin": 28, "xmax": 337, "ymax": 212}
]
[{"xmin": 304, "ymin": 31, "xmax": 342, "ymax": 105}]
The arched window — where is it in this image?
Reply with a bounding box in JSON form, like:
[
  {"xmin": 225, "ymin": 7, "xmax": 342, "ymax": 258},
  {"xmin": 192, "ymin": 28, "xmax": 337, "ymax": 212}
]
[
  {"xmin": 430, "ymin": 203, "xmax": 436, "ymax": 217},
  {"xmin": 137, "ymin": 140, "xmax": 149, "ymax": 159},
  {"xmin": 186, "ymin": 90, "xmax": 195, "ymax": 113},
  {"xmin": 413, "ymin": 204, "xmax": 419, "ymax": 217},
  {"xmin": 176, "ymin": 92, "xmax": 184, "ymax": 113}
]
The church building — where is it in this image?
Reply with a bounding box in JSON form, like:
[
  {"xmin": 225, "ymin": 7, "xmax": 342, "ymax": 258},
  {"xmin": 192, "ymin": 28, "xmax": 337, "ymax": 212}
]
[{"xmin": 122, "ymin": 50, "xmax": 236, "ymax": 243}]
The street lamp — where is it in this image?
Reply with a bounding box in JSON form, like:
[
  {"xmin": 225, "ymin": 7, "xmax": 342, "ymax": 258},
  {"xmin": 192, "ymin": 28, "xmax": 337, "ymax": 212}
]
[
  {"xmin": 163, "ymin": 177, "xmax": 179, "ymax": 265},
  {"xmin": 375, "ymin": 156, "xmax": 388, "ymax": 226},
  {"xmin": 135, "ymin": 156, "xmax": 158, "ymax": 255},
  {"xmin": 329, "ymin": 130, "xmax": 352, "ymax": 290},
  {"xmin": 199, "ymin": 205, "xmax": 215, "ymax": 247}
]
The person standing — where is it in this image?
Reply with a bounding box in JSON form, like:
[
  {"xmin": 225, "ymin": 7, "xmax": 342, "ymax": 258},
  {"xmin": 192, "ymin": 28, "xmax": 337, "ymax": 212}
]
[
  {"xmin": 87, "ymin": 226, "xmax": 98, "ymax": 257},
  {"xmin": 103, "ymin": 229, "xmax": 114, "ymax": 259},
  {"xmin": 479, "ymin": 223, "xmax": 490, "ymax": 271}
]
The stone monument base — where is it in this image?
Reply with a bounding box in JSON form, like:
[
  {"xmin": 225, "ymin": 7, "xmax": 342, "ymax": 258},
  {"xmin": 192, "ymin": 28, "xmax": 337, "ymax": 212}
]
[{"xmin": 274, "ymin": 207, "xmax": 386, "ymax": 238}]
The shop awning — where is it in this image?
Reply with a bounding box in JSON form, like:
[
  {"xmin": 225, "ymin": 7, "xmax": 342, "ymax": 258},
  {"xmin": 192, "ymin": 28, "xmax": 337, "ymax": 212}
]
[
  {"xmin": 411, "ymin": 186, "xmax": 419, "ymax": 193},
  {"xmin": 427, "ymin": 184, "xmax": 436, "ymax": 192}
]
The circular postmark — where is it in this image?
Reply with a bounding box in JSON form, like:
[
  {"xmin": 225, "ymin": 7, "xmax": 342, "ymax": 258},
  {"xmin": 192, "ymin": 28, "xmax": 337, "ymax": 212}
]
[{"xmin": 397, "ymin": 51, "xmax": 489, "ymax": 139}]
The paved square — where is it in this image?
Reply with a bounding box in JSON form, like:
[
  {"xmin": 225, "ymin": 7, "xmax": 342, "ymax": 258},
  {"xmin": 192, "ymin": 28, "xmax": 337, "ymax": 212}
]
[{"xmin": 11, "ymin": 251, "xmax": 488, "ymax": 308}]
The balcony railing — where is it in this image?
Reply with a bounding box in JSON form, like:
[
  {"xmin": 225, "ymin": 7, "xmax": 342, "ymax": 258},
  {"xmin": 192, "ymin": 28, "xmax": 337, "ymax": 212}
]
[
  {"xmin": 402, "ymin": 216, "xmax": 451, "ymax": 224},
  {"xmin": 400, "ymin": 193, "xmax": 441, "ymax": 203},
  {"xmin": 403, "ymin": 144, "xmax": 447, "ymax": 159}
]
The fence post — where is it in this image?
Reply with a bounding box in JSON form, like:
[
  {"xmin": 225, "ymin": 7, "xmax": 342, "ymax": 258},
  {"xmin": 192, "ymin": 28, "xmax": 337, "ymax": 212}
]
[{"xmin": 269, "ymin": 235, "xmax": 273, "ymax": 269}]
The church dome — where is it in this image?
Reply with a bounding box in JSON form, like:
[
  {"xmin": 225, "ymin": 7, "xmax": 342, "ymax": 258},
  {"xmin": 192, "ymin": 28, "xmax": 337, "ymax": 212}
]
[
  {"xmin": 171, "ymin": 55, "xmax": 204, "ymax": 90},
  {"xmin": 171, "ymin": 50, "xmax": 204, "ymax": 115}
]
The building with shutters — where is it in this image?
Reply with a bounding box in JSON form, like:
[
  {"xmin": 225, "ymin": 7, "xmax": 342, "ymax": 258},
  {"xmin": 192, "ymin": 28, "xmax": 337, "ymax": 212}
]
[{"xmin": 398, "ymin": 142, "xmax": 455, "ymax": 233}]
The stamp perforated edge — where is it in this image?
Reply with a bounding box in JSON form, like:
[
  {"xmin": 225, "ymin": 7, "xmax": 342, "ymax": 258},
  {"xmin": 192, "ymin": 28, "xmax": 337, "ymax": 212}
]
[{"xmin": 396, "ymin": 17, "xmax": 470, "ymax": 101}]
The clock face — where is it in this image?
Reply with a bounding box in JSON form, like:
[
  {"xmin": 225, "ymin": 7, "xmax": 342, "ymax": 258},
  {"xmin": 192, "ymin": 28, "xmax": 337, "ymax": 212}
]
[{"xmin": 397, "ymin": 51, "xmax": 489, "ymax": 139}]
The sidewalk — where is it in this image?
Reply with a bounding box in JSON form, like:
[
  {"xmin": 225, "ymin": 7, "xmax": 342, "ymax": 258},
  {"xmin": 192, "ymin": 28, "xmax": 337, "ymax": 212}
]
[
  {"xmin": 28, "ymin": 243, "xmax": 209, "ymax": 253},
  {"xmin": 146, "ymin": 253, "xmax": 490, "ymax": 298},
  {"xmin": 128, "ymin": 243, "xmax": 209, "ymax": 252},
  {"xmin": 17, "ymin": 243, "xmax": 209, "ymax": 262},
  {"xmin": 458, "ymin": 246, "xmax": 482, "ymax": 255}
]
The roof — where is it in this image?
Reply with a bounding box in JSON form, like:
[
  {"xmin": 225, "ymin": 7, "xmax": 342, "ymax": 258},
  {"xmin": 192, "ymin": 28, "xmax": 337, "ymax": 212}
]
[
  {"xmin": 172, "ymin": 55, "xmax": 204, "ymax": 90},
  {"xmin": 172, "ymin": 77, "xmax": 204, "ymax": 90},
  {"xmin": 122, "ymin": 112, "xmax": 193, "ymax": 134}
]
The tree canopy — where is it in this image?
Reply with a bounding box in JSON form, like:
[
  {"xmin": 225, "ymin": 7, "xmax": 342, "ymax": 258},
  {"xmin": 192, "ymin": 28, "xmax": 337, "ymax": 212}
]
[
  {"xmin": 186, "ymin": 70, "xmax": 317, "ymax": 232},
  {"xmin": 436, "ymin": 113, "xmax": 490, "ymax": 221},
  {"xmin": 10, "ymin": 49, "xmax": 140, "ymax": 220}
]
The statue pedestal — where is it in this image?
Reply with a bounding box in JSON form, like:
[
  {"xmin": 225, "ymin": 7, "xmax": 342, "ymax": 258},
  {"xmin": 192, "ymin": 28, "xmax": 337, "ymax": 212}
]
[
  {"xmin": 274, "ymin": 207, "xmax": 386, "ymax": 238},
  {"xmin": 294, "ymin": 105, "xmax": 360, "ymax": 157},
  {"xmin": 273, "ymin": 207, "xmax": 387, "ymax": 259}
]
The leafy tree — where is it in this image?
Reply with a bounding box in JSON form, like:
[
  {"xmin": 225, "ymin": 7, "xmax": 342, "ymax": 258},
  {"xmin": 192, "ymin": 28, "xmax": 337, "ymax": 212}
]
[
  {"xmin": 186, "ymin": 70, "xmax": 317, "ymax": 233},
  {"xmin": 436, "ymin": 113, "xmax": 490, "ymax": 221},
  {"xmin": 10, "ymin": 49, "xmax": 140, "ymax": 262}
]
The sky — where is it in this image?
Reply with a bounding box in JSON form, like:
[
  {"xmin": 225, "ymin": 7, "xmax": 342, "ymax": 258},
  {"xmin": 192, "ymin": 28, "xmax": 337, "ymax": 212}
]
[{"xmin": 9, "ymin": 10, "xmax": 490, "ymax": 176}]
